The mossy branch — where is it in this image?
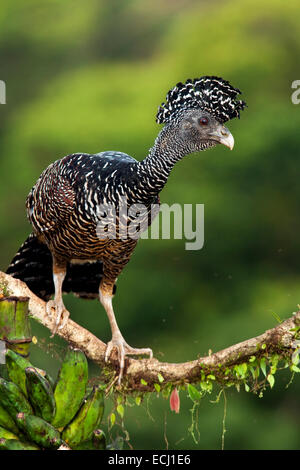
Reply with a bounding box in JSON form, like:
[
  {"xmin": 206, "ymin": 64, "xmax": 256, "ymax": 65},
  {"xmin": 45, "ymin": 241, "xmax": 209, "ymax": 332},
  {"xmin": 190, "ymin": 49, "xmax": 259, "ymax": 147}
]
[{"xmin": 1, "ymin": 271, "xmax": 299, "ymax": 392}]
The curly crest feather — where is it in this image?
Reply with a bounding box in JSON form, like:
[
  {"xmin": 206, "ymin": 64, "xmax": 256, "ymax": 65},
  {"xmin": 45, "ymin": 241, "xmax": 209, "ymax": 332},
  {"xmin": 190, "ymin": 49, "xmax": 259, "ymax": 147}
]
[{"xmin": 156, "ymin": 76, "xmax": 246, "ymax": 125}]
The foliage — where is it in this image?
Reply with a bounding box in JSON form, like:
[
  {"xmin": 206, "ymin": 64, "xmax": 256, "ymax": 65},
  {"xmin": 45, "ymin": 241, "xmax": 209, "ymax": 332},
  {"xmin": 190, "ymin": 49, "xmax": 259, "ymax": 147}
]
[{"xmin": 0, "ymin": 0, "xmax": 299, "ymax": 449}]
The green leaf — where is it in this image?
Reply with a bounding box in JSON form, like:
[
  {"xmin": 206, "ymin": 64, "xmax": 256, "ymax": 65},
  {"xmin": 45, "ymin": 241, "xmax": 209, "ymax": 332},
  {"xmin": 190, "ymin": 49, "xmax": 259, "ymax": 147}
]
[
  {"xmin": 154, "ymin": 383, "xmax": 160, "ymax": 393},
  {"xmin": 270, "ymin": 354, "xmax": 279, "ymax": 374},
  {"xmin": 117, "ymin": 404, "xmax": 124, "ymax": 418},
  {"xmin": 244, "ymin": 383, "xmax": 250, "ymax": 392},
  {"xmin": 140, "ymin": 379, "xmax": 147, "ymax": 386},
  {"xmin": 200, "ymin": 381, "xmax": 213, "ymax": 393},
  {"xmin": 135, "ymin": 396, "xmax": 141, "ymax": 406},
  {"xmin": 162, "ymin": 383, "xmax": 172, "ymax": 399},
  {"xmin": 267, "ymin": 374, "xmax": 275, "ymax": 388},
  {"xmin": 116, "ymin": 395, "xmax": 123, "ymax": 405},
  {"xmin": 187, "ymin": 384, "xmax": 202, "ymax": 403},
  {"xmin": 249, "ymin": 366, "xmax": 255, "ymax": 379},
  {"xmin": 290, "ymin": 364, "xmax": 300, "ymax": 373},
  {"xmin": 207, "ymin": 374, "xmax": 216, "ymax": 380},
  {"xmin": 292, "ymin": 351, "xmax": 299, "ymax": 366},
  {"xmin": 157, "ymin": 373, "xmax": 164, "ymax": 383},
  {"xmin": 260, "ymin": 358, "xmax": 267, "ymax": 377},
  {"xmin": 234, "ymin": 363, "xmax": 248, "ymax": 378},
  {"xmin": 110, "ymin": 412, "xmax": 116, "ymax": 427}
]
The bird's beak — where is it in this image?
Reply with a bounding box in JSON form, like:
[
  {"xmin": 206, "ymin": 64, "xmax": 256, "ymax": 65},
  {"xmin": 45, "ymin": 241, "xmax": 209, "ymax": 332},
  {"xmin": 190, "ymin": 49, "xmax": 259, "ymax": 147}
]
[{"xmin": 208, "ymin": 126, "xmax": 234, "ymax": 150}]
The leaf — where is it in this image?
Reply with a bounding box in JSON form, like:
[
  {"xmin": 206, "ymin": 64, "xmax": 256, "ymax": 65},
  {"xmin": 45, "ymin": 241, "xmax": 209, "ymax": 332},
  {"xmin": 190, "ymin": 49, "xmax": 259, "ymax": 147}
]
[
  {"xmin": 187, "ymin": 384, "xmax": 202, "ymax": 403},
  {"xmin": 117, "ymin": 404, "xmax": 124, "ymax": 418},
  {"xmin": 140, "ymin": 379, "xmax": 147, "ymax": 386},
  {"xmin": 157, "ymin": 373, "xmax": 164, "ymax": 383},
  {"xmin": 110, "ymin": 412, "xmax": 116, "ymax": 427},
  {"xmin": 154, "ymin": 383, "xmax": 160, "ymax": 393},
  {"xmin": 234, "ymin": 363, "xmax": 248, "ymax": 378},
  {"xmin": 116, "ymin": 395, "xmax": 123, "ymax": 405},
  {"xmin": 249, "ymin": 365, "xmax": 260, "ymax": 379},
  {"xmin": 292, "ymin": 351, "xmax": 299, "ymax": 366},
  {"xmin": 162, "ymin": 383, "xmax": 172, "ymax": 399},
  {"xmin": 200, "ymin": 381, "xmax": 213, "ymax": 393},
  {"xmin": 260, "ymin": 358, "xmax": 267, "ymax": 377},
  {"xmin": 267, "ymin": 374, "xmax": 275, "ymax": 388},
  {"xmin": 170, "ymin": 388, "xmax": 180, "ymax": 413},
  {"xmin": 135, "ymin": 396, "xmax": 141, "ymax": 406},
  {"xmin": 270, "ymin": 354, "xmax": 279, "ymax": 375}
]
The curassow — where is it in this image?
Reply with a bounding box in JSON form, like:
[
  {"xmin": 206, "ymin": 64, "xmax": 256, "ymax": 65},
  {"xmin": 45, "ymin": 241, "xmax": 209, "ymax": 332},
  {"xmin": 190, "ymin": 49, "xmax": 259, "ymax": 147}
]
[{"xmin": 7, "ymin": 76, "xmax": 246, "ymax": 383}]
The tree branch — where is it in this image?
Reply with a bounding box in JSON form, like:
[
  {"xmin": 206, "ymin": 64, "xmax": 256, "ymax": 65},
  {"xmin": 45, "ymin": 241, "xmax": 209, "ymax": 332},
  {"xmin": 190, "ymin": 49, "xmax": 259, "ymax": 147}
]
[{"xmin": 1, "ymin": 271, "xmax": 299, "ymax": 392}]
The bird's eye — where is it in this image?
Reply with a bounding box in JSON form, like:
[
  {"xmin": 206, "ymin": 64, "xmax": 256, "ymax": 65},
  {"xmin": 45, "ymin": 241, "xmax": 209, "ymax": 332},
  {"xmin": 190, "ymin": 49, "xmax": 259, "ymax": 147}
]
[{"xmin": 199, "ymin": 117, "xmax": 209, "ymax": 126}]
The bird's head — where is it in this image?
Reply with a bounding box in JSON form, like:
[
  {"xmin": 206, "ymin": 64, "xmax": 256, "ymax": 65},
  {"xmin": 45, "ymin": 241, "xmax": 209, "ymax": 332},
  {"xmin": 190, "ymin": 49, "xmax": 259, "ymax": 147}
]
[{"xmin": 156, "ymin": 76, "xmax": 246, "ymax": 153}]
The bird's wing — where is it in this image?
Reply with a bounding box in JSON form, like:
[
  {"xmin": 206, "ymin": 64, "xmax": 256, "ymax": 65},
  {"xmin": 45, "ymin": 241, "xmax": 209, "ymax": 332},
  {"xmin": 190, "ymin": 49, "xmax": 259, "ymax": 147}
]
[
  {"xmin": 26, "ymin": 160, "xmax": 75, "ymax": 235},
  {"xmin": 26, "ymin": 151, "xmax": 138, "ymax": 237}
]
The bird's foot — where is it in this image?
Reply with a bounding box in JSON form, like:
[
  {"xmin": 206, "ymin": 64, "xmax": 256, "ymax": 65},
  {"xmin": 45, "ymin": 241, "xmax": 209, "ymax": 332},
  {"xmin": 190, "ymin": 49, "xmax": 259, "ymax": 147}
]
[
  {"xmin": 45, "ymin": 300, "xmax": 70, "ymax": 337},
  {"xmin": 105, "ymin": 333, "xmax": 153, "ymax": 385}
]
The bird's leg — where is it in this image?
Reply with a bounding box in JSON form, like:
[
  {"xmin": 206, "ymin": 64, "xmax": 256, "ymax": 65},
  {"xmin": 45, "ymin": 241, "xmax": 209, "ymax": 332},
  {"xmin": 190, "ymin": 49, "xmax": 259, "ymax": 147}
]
[
  {"xmin": 99, "ymin": 285, "xmax": 153, "ymax": 385},
  {"xmin": 46, "ymin": 258, "xmax": 70, "ymax": 336}
]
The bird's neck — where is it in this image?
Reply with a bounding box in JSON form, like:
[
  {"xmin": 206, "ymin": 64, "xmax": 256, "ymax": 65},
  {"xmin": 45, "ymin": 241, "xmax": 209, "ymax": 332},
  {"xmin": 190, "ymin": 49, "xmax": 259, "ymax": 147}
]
[{"xmin": 135, "ymin": 125, "xmax": 189, "ymax": 198}]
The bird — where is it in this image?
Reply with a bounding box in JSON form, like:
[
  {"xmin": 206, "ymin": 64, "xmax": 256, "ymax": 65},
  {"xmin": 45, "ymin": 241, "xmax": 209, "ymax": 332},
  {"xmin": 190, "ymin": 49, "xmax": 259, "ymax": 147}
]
[{"xmin": 6, "ymin": 76, "xmax": 246, "ymax": 383}]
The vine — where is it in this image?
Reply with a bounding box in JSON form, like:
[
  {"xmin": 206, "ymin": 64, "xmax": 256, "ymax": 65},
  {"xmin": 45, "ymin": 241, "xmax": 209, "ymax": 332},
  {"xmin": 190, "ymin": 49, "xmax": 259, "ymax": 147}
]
[{"xmin": 1, "ymin": 271, "xmax": 299, "ymax": 448}]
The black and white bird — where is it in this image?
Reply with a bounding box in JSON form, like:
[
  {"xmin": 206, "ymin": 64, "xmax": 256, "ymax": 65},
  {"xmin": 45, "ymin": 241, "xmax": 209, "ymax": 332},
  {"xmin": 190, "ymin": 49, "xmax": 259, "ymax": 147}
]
[{"xmin": 6, "ymin": 76, "xmax": 246, "ymax": 383}]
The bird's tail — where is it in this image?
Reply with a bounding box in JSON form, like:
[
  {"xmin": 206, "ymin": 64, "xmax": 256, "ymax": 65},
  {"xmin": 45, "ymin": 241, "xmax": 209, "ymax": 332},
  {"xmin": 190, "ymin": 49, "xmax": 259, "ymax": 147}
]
[
  {"xmin": 6, "ymin": 234, "xmax": 54, "ymax": 300},
  {"xmin": 6, "ymin": 233, "xmax": 107, "ymax": 300}
]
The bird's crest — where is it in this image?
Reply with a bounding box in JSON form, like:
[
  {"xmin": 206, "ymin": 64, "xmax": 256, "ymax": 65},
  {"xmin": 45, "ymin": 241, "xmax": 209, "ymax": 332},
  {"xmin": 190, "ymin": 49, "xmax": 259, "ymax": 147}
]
[{"xmin": 156, "ymin": 76, "xmax": 246, "ymax": 125}]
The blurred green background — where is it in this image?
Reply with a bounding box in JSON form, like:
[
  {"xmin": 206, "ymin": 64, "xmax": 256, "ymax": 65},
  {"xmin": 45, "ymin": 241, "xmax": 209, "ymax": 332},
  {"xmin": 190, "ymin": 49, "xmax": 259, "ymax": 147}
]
[{"xmin": 0, "ymin": 0, "xmax": 299, "ymax": 450}]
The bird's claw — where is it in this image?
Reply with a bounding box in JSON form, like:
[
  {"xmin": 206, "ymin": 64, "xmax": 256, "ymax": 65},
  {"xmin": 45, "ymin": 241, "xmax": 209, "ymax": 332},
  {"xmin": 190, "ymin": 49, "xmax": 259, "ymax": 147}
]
[
  {"xmin": 45, "ymin": 300, "xmax": 70, "ymax": 337},
  {"xmin": 105, "ymin": 335, "xmax": 153, "ymax": 385}
]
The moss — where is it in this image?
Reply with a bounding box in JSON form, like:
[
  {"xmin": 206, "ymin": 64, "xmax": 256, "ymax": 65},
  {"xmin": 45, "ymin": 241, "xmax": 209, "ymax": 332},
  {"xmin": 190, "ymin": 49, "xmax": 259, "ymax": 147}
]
[{"xmin": 0, "ymin": 280, "xmax": 11, "ymax": 298}]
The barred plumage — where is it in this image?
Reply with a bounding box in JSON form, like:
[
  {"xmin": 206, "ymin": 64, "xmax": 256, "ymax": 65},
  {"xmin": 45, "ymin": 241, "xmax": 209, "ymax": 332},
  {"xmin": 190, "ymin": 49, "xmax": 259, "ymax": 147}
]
[
  {"xmin": 6, "ymin": 76, "xmax": 246, "ymax": 384},
  {"xmin": 156, "ymin": 76, "xmax": 246, "ymax": 125}
]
